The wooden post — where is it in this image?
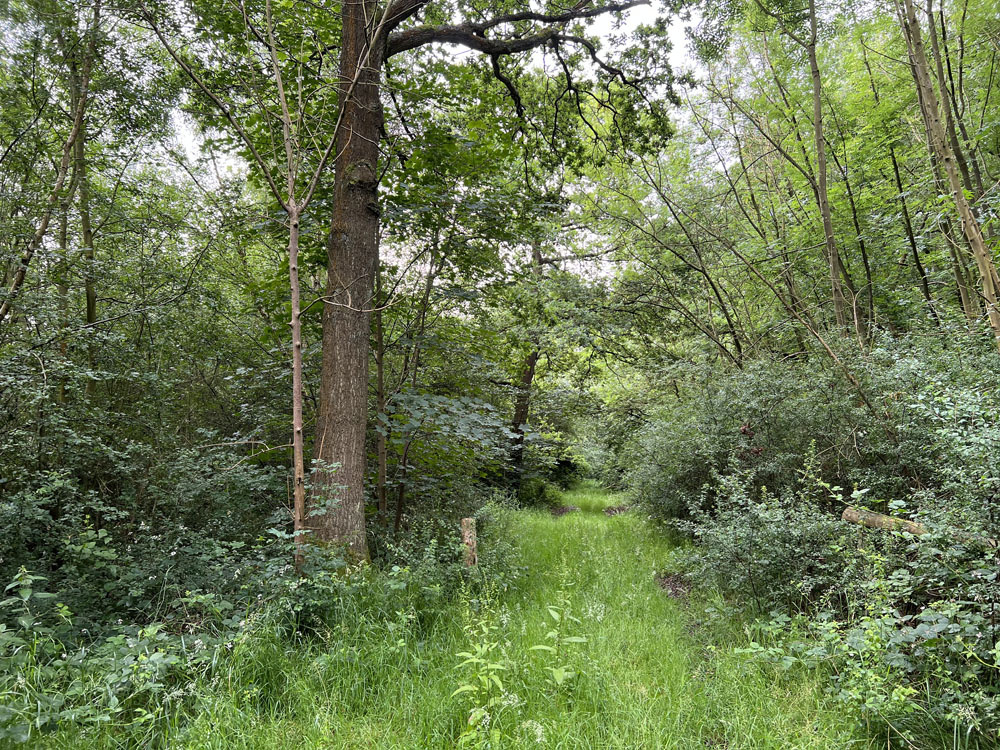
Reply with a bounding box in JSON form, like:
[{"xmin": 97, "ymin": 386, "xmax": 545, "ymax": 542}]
[{"xmin": 461, "ymin": 517, "xmax": 477, "ymax": 567}]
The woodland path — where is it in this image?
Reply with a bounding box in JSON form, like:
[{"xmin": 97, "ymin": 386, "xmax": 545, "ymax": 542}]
[{"xmin": 466, "ymin": 483, "xmax": 857, "ymax": 749}]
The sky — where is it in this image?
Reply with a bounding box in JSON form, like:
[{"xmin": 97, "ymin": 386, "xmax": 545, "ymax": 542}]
[{"xmin": 590, "ymin": 2, "xmax": 696, "ymax": 73}]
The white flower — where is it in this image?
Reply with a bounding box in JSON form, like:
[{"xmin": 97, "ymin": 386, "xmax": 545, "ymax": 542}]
[
  {"xmin": 520, "ymin": 720, "xmax": 546, "ymax": 744},
  {"xmin": 499, "ymin": 691, "xmax": 522, "ymax": 708}
]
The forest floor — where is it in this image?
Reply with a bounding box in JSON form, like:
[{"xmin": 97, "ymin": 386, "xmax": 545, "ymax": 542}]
[{"xmin": 49, "ymin": 484, "xmax": 865, "ymax": 749}]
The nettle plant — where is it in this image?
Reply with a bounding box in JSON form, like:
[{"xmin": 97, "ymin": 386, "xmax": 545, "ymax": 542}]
[
  {"xmin": 452, "ymin": 580, "xmax": 511, "ymax": 749},
  {"xmin": 452, "ymin": 613, "xmax": 508, "ymax": 749},
  {"xmin": 529, "ymin": 588, "xmax": 588, "ymax": 690}
]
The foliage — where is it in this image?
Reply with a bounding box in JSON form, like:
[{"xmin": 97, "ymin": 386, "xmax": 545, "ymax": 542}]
[{"xmin": 617, "ymin": 334, "xmax": 1000, "ymax": 743}]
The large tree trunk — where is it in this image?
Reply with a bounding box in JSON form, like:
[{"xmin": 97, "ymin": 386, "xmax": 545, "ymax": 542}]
[{"xmin": 310, "ymin": 0, "xmax": 384, "ymax": 560}]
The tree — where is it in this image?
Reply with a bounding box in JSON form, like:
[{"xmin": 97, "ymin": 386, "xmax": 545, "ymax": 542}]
[
  {"xmin": 310, "ymin": 0, "xmax": 680, "ymax": 558},
  {"xmin": 0, "ymin": 0, "xmax": 101, "ymax": 327},
  {"xmin": 144, "ymin": 0, "xmax": 353, "ymax": 567}
]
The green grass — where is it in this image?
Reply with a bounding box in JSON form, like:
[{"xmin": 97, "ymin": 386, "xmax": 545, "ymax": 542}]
[{"xmin": 37, "ymin": 485, "xmax": 866, "ymax": 749}]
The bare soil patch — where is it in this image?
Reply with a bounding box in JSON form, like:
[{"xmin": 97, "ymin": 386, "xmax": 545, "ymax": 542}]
[{"xmin": 655, "ymin": 572, "xmax": 691, "ymax": 599}]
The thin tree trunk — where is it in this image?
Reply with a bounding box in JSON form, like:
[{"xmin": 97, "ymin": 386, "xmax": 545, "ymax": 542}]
[
  {"xmin": 0, "ymin": 3, "xmax": 99, "ymax": 326},
  {"xmin": 908, "ymin": 31, "xmax": 981, "ymax": 321},
  {"xmin": 864, "ymin": 45, "xmax": 938, "ymax": 322},
  {"xmin": 56, "ymin": 207, "xmax": 71, "ymax": 405},
  {"xmin": 393, "ymin": 438, "xmax": 412, "ymax": 534},
  {"xmin": 374, "ymin": 266, "xmax": 388, "ymax": 519},
  {"xmin": 892, "ymin": 149, "xmax": 938, "ymax": 322},
  {"xmin": 899, "ymin": 0, "xmax": 1000, "ymax": 348},
  {"xmin": 510, "ymin": 348, "xmax": 539, "ymax": 483},
  {"xmin": 510, "ymin": 242, "xmax": 546, "ymax": 483},
  {"xmin": 388, "ymin": 247, "xmax": 438, "ymax": 526},
  {"xmin": 828, "ymin": 141, "xmax": 874, "ymax": 334},
  {"xmin": 938, "ymin": 4, "xmax": 987, "ymax": 198},
  {"xmin": 806, "ymin": 0, "xmax": 850, "ymax": 334},
  {"xmin": 926, "ymin": 0, "xmax": 976, "ymax": 198},
  {"xmin": 75, "ymin": 122, "xmax": 97, "ymax": 397},
  {"xmin": 288, "ymin": 205, "xmax": 308, "ymax": 569}
]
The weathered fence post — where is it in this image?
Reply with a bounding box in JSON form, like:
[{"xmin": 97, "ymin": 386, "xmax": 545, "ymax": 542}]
[{"xmin": 461, "ymin": 517, "xmax": 477, "ymax": 567}]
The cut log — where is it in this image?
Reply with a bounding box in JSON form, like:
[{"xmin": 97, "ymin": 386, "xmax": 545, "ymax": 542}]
[
  {"xmin": 841, "ymin": 506, "xmax": 926, "ymax": 536},
  {"xmin": 461, "ymin": 517, "xmax": 478, "ymax": 567},
  {"xmin": 841, "ymin": 506, "xmax": 998, "ymax": 549}
]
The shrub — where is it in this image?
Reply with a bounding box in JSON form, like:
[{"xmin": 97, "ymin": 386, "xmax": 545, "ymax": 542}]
[{"xmin": 677, "ymin": 466, "xmax": 854, "ymax": 614}]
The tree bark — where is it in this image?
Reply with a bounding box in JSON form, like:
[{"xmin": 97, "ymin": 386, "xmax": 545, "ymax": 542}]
[
  {"xmin": 311, "ymin": 0, "xmax": 385, "ymax": 560},
  {"xmin": 305, "ymin": 0, "xmax": 657, "ymax": 555},
  {"xmin": 510, "ymin": 347, "xmax": 539, "ymax": 483},
  {"xmin": 75, "ymin": 121, "xmax": 97, "ymax": 397},
  {"xmin": 461, "ymin": 517, "xmax": 477, "ymax": 566},
  {"xmin": 805, "ymin": 0, "xmax": 850, "ymax": 334},
  {"xmin": 374, "ymin": 267, "xmax": 389, "ymax": 519},
  {"xmin": 842, "ymin": 506, "xmax": 926, "ymax": 536},
  {"xmin": 860, "ymin": 45, "xmax": 938, "ymax": 323},
  {"xmin": 288, "ymin": 204, "xmax": 308, "ymax": 570}
]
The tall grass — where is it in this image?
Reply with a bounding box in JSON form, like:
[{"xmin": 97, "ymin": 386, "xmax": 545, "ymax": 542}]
[{"xmin": 29, "ymin": 485, "xmax": 865, "ymax": 749}]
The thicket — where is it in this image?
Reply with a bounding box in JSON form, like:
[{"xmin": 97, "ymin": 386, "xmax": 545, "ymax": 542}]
[
  {"xmin": 605, "ymin": 334, "xmax": 1000, "ymax": 741},
  {"xmin": 575, "ymin": 1, "xmax": 1000, "ymax": 743}
]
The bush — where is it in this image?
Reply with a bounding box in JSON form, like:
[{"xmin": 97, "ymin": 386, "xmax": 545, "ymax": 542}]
[
  {"xmin": 516, "ymin": 476, "xmax": 562, "ymax": 507},
  {"xmin": 678, "ymin": 465, "xmax": 854, "ymax": 614}
]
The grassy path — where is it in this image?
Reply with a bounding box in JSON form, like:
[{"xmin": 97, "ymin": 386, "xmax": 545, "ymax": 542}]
[{"xmin": 135, "ymin": 484, "xmax": 861, "ymax": 749}]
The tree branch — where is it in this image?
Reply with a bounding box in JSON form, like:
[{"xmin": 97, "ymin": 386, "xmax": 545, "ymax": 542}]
[{"xmin": 384, "ymin": 0, "xmax": 649, "ymax": 58}]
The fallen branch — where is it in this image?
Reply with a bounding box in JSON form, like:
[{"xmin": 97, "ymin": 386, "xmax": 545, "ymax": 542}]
[
  {"xmin": 842, "ymin": 506, "xmax": 998, "ymax": 549},
  {"xmin": 842, "ymin": 506, "xmax": 926, "ymax": 536}
]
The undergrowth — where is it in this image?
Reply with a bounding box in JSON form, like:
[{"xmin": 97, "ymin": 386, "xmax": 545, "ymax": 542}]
[{"xmin": 2, "ymin": 485, "xmax": 862, "ymax": 748}]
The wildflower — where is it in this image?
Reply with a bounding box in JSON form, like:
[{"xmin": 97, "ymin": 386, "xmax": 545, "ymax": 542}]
[
  {"xmin": 499, "ymin": 691, "xmax": 522, "ymax": 708},
  {"xmin": 520, "ymin": 720, "xmax": 546, "ymax": 744}
]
